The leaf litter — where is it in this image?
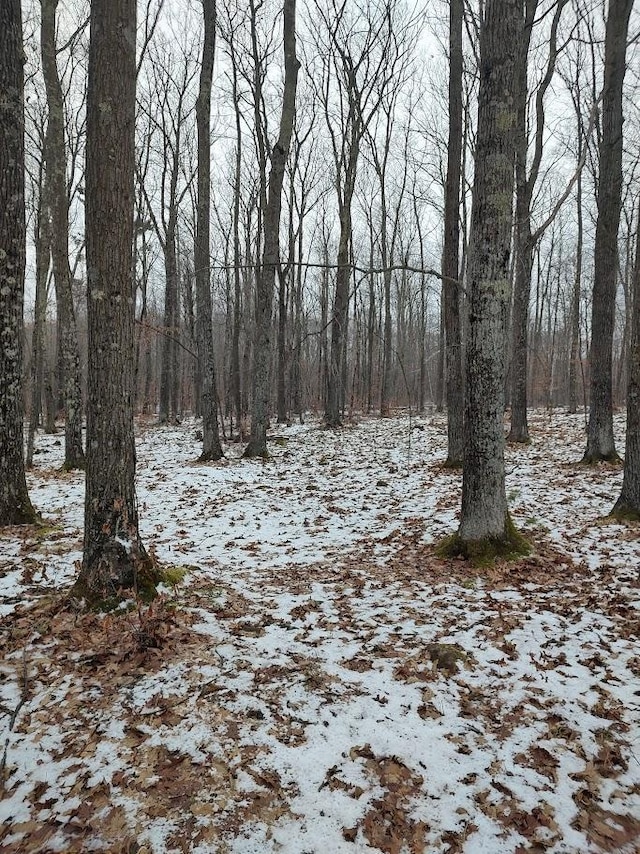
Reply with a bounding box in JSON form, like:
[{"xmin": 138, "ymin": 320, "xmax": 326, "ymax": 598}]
[{"xmin": 0, "ymin": 410, "xmax": 639, "ymax": 853}]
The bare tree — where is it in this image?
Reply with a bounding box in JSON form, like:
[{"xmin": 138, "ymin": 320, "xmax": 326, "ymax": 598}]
[
  {"xmin": 40, "ymin": 0, "xmax": 85, "ymax": 469},
  {"xmin": 26, "ymin": 154, "xmax": 51, "ymax": 469},
  {"xmin": 312, "ymin": 0, "xmax": 405, "ymax": 427},
  {"xmin": 583, "ymin": 0, "xmax": 633, "ymax": 463},
  {"xmin": 442, "ymin": 0, "xmax": 525, "ymax": 558},
  {"xmin": 442, "ymin": 0, "xmax": 464, "ymax": 466},
  {"xmin": 612, "ymin": 200, "xmax": 640, "ymax": 519},
  {"xmin": 76, "ymin": 0, "xmax": 156, "ymax": 601},
  {"xmin": 244, "ymin": 0, "xmax": 300, "ymax": 457},
  {"xmin": 138, "ymin": 34, "xmax": 197, "ymax": 423},
  {"xmin": 195, "ymin": 0, "xmax": 223, "ymax": 461},
  {"xmin": 0, "ymin": 0, "xmax": 38, "ymax": 526},
  {"xmin": 508, "ymin": 0, "xmax": 569, "ymax": 444}
]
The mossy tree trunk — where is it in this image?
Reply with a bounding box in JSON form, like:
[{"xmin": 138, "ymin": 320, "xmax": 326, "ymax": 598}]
[
  {"xmin": 0, "ymin": 0, "xmax": 38, "ymax": 526},
  {"xmin": 77, "ymin": 0, "xmax": 156, "ymax": 603},
  {"xmin": 457, "ymin": 0, "xmax": 522, "ymax": 551},
  {"xmin": 583, "ymin": 0, "xmax": 633, "ymax": 463}
]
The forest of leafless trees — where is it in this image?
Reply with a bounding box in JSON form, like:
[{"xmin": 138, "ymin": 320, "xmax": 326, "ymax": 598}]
[
  {"xmin": 3, "ymin": 0, "xmax": 640, "ymax": 575},
  {"xmin": 16, "ymin": 0, "xmax": 639, "ymax": 429}
]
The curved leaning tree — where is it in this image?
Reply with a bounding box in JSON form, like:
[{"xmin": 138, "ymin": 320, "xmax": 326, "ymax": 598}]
[
  {"xmin": 0, "ymin": 0, "xmax": 38, "ymax": 527},
  {"xmin": 74, "ymin": 0, "xmax": 158, "ymax": 603}
]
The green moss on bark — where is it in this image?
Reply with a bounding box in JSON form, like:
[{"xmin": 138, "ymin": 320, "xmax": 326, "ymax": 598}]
[
  {"xmin": 442, "ymin": 457, "xmax": 463, "ymax": 470},
  {"xmin": 436, "ymin": 514, "xmax": 530, "ymax": 567},
  {"xmin": 608, "ymin": 501, "xmax": 640, "ymax": 522},
  {"xmin": 581, "ymin": 450, "xmax": 622, "ymax": 465},
  {"xmin": 72, "ymin": 544, "xmax": 161, "ymax": 610}
]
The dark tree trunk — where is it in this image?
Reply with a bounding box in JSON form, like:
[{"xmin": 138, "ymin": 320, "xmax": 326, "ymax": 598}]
[
  {"xmin": 326, "ymin": 203, "xmax": 353, "ymax": 427},
  {"xmin": 77, "ymin": 0, "xmax": 156, "ymax": 602},
  {"xmin": 277, "ymin": 184, "xmax": 295, "ymax": 424},
  {"xmin": 508, "ymin": 1, "xmax": 536, "ymax": 445},
  {"xmin": 380, "ymin": 254, "xmax": 393, "ymax": 417},
  {"xmin": 276, "ymin": 264, "xmax": 288, "ymax": 423},
  {"xmin": 455, "ymin": 0, "xmax": 522, "ymax": 552},
  {"xmin": 41, "ymin": 0, "xmax": 85, "ymax": 470},
  {"xmin": 230, "ymin": 59, "xmax": 243, "ymax": 438},
  {"xmin": 378, "ymin": 180, "xmax": 393, "ymax": 416},
  {"xmin": 244, "ymin": 0, "xmax": 299, "ymax": 458},
  {"xmin": 435, "ymin": 301, "xmax": 444, "ymax": 413},
  {"xmin": 509, "ymin": 0, "xmax": 567, "ymax": 442},
  {"xmin": 44, "ymin": 368, "xmax": 57, "ymax": 433},
  {"xmin": 0, "ymin": 0, "xmax": 38, "ymax": 525},
  {"xmin": 612, "ymin": 204, "xmax": 640, "ymax": 519},
  {"xmin": 442, "ymin": 0, "xmax": 464, "ymax": 465},
  {"xmin": 195, "ymin": 0, "xmax": 223, "ymax": 461},
  {"xmin": 27, "ymin": 183, "xmax": 50, "ymax": 469},
  {"xmin": 568, "ymin": 168, "xmax": 583, "ymax": 414},
  {"xmin": 583, "ymin": 0, "xmax": 633, "ymax": 463},
  {"xmin": 159, "ymin": 229, "xmax": 179, "ymax": 423}
]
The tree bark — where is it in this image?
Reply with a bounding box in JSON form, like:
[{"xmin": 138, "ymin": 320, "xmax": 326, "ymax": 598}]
[
  {"xmin": 276, "ymin": 264, "xmax": 289, "ymax": 423},
  {"xmin": 195, "ymin": 0, "xmax": 223, "ymax": 461},
  {"xmin": 583, "ymin": 0, "xmax": 633, "ymax": 463},
  {"xmin": 228, "ymin": 45, "xmax": 243, "ymax": 438},
  {"xmin": 77, "ymin": 0, "xmax": 155, "ymax": 602},
  {"xmin": 457, "ymin": 0, "xmax": 522, "ymax": 551},
  {"xmin": 41, "ymin": 0, "xmax": 85, "ymax": 470},
  {"xmin": 244, "ymin": 0, "xmax": 299, "ymax": 457},
  {"xmin": 442, "ymin": 0, "xmax": 464, "ymax": 465},
  {"xmin": 0, "ymin": 0, "xmax": 38, "ymax": 525},
  {"xmin": 326, "ymin": 199, "xmax": 354, "ymax": 427},
  {"xmin": 568, "ymin": 168, "xmax": 583, "ymax": 414},
  {"xmin": 612, "ymin": 201, "xmax": 640, "ymax": 518},
  {"xmin": 159, "ymin": 220, "xmax": 179, "ymax": 423},
  {"xmin": 27, "ymin": 175, "xmax": 51, "ymax": 469},
  {"xmin": 509, "ymin": 0, "xmax": 568, "ymax": 443},
  {"xmin": 508, "ymin": 0, "xmax": 537, "ymax": 444}
]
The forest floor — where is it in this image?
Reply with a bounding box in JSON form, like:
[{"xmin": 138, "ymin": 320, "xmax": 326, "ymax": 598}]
[{"xmin": 0, "ymin": 410, "xmax": 639, "ymax": 854}]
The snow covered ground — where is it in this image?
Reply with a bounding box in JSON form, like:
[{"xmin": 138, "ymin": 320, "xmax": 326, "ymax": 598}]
[{"xmin": 1, "ymin": 410, "xmax": 638, "ymax": 853}]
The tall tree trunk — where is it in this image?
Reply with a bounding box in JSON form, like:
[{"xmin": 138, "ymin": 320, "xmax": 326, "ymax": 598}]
[
  {"xmin": 158, "ymin": 227, "xmax": 178, "ymax": 424},
  {"xmin": 326, "ymin": 200, "xmax": 353, "ymax": 427},
  {"xmin": 442, "ymin": 0, "xmax": 464, "ymax": 465},
  {"xmin": 77, "ymin": 0, "xmax": 156, "ymax": 601},
  {"xmin": 27, "ymin": 178, "xmax": 51, "ymax": 469},
  {"xmin": 276, "ymin": 265, "xmax": 289, "ymax": 423},
  {"xmin": 44, "ymin": 366, "xmax": 57, "ymax": 433},
  {"xmin": 230, "ymin": 60, "xmax": 243, "ymax": 438},
  {"xmin": 612, "ymin": 201, "xmax": 640, "ymax": 518},
  {"xmin": 379, "ymin": 188, "xmax": 392, "ymax": 416},
  {"xmin": 0, "ymin": 0, "xmax": 38, "ymax": 525},
  {"xmin": 451, "ymin": 0, "xmax": 523, "ymax": 554},
  {"xmin": 195, "ymin": 0, "xmax": 223, "ymax": 461},
  {"xmin": 291, "ymin": 228, "xmax": 304, "ymax": 419},
  {"xmin": 244, "ymin": 0, "xmax": 299, "ymax": 457},
  {"xmin": 509, "ymin": 0, "xmax": 567, "ymax": 442},
  {"xmin": 159, "ymin": 221, "xmax": 178, "ymax": 423},
  {"xmin": 508, "ymin": 0, "xmax": 536, "ymax": 444},
  {"xmin": 568, "ymin": 167, "xmax": 583, "ymax": 414},
  {"xmin": 277, "ymin": 186, "xmax": 295, "ymax": 424},
  {"xmin": 583, "ymin": 0, "xmax": 633, "ymax": 463},
  {"xmin": 41, "ymin": 0, "xmax": 85, "ymax": 469}
]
